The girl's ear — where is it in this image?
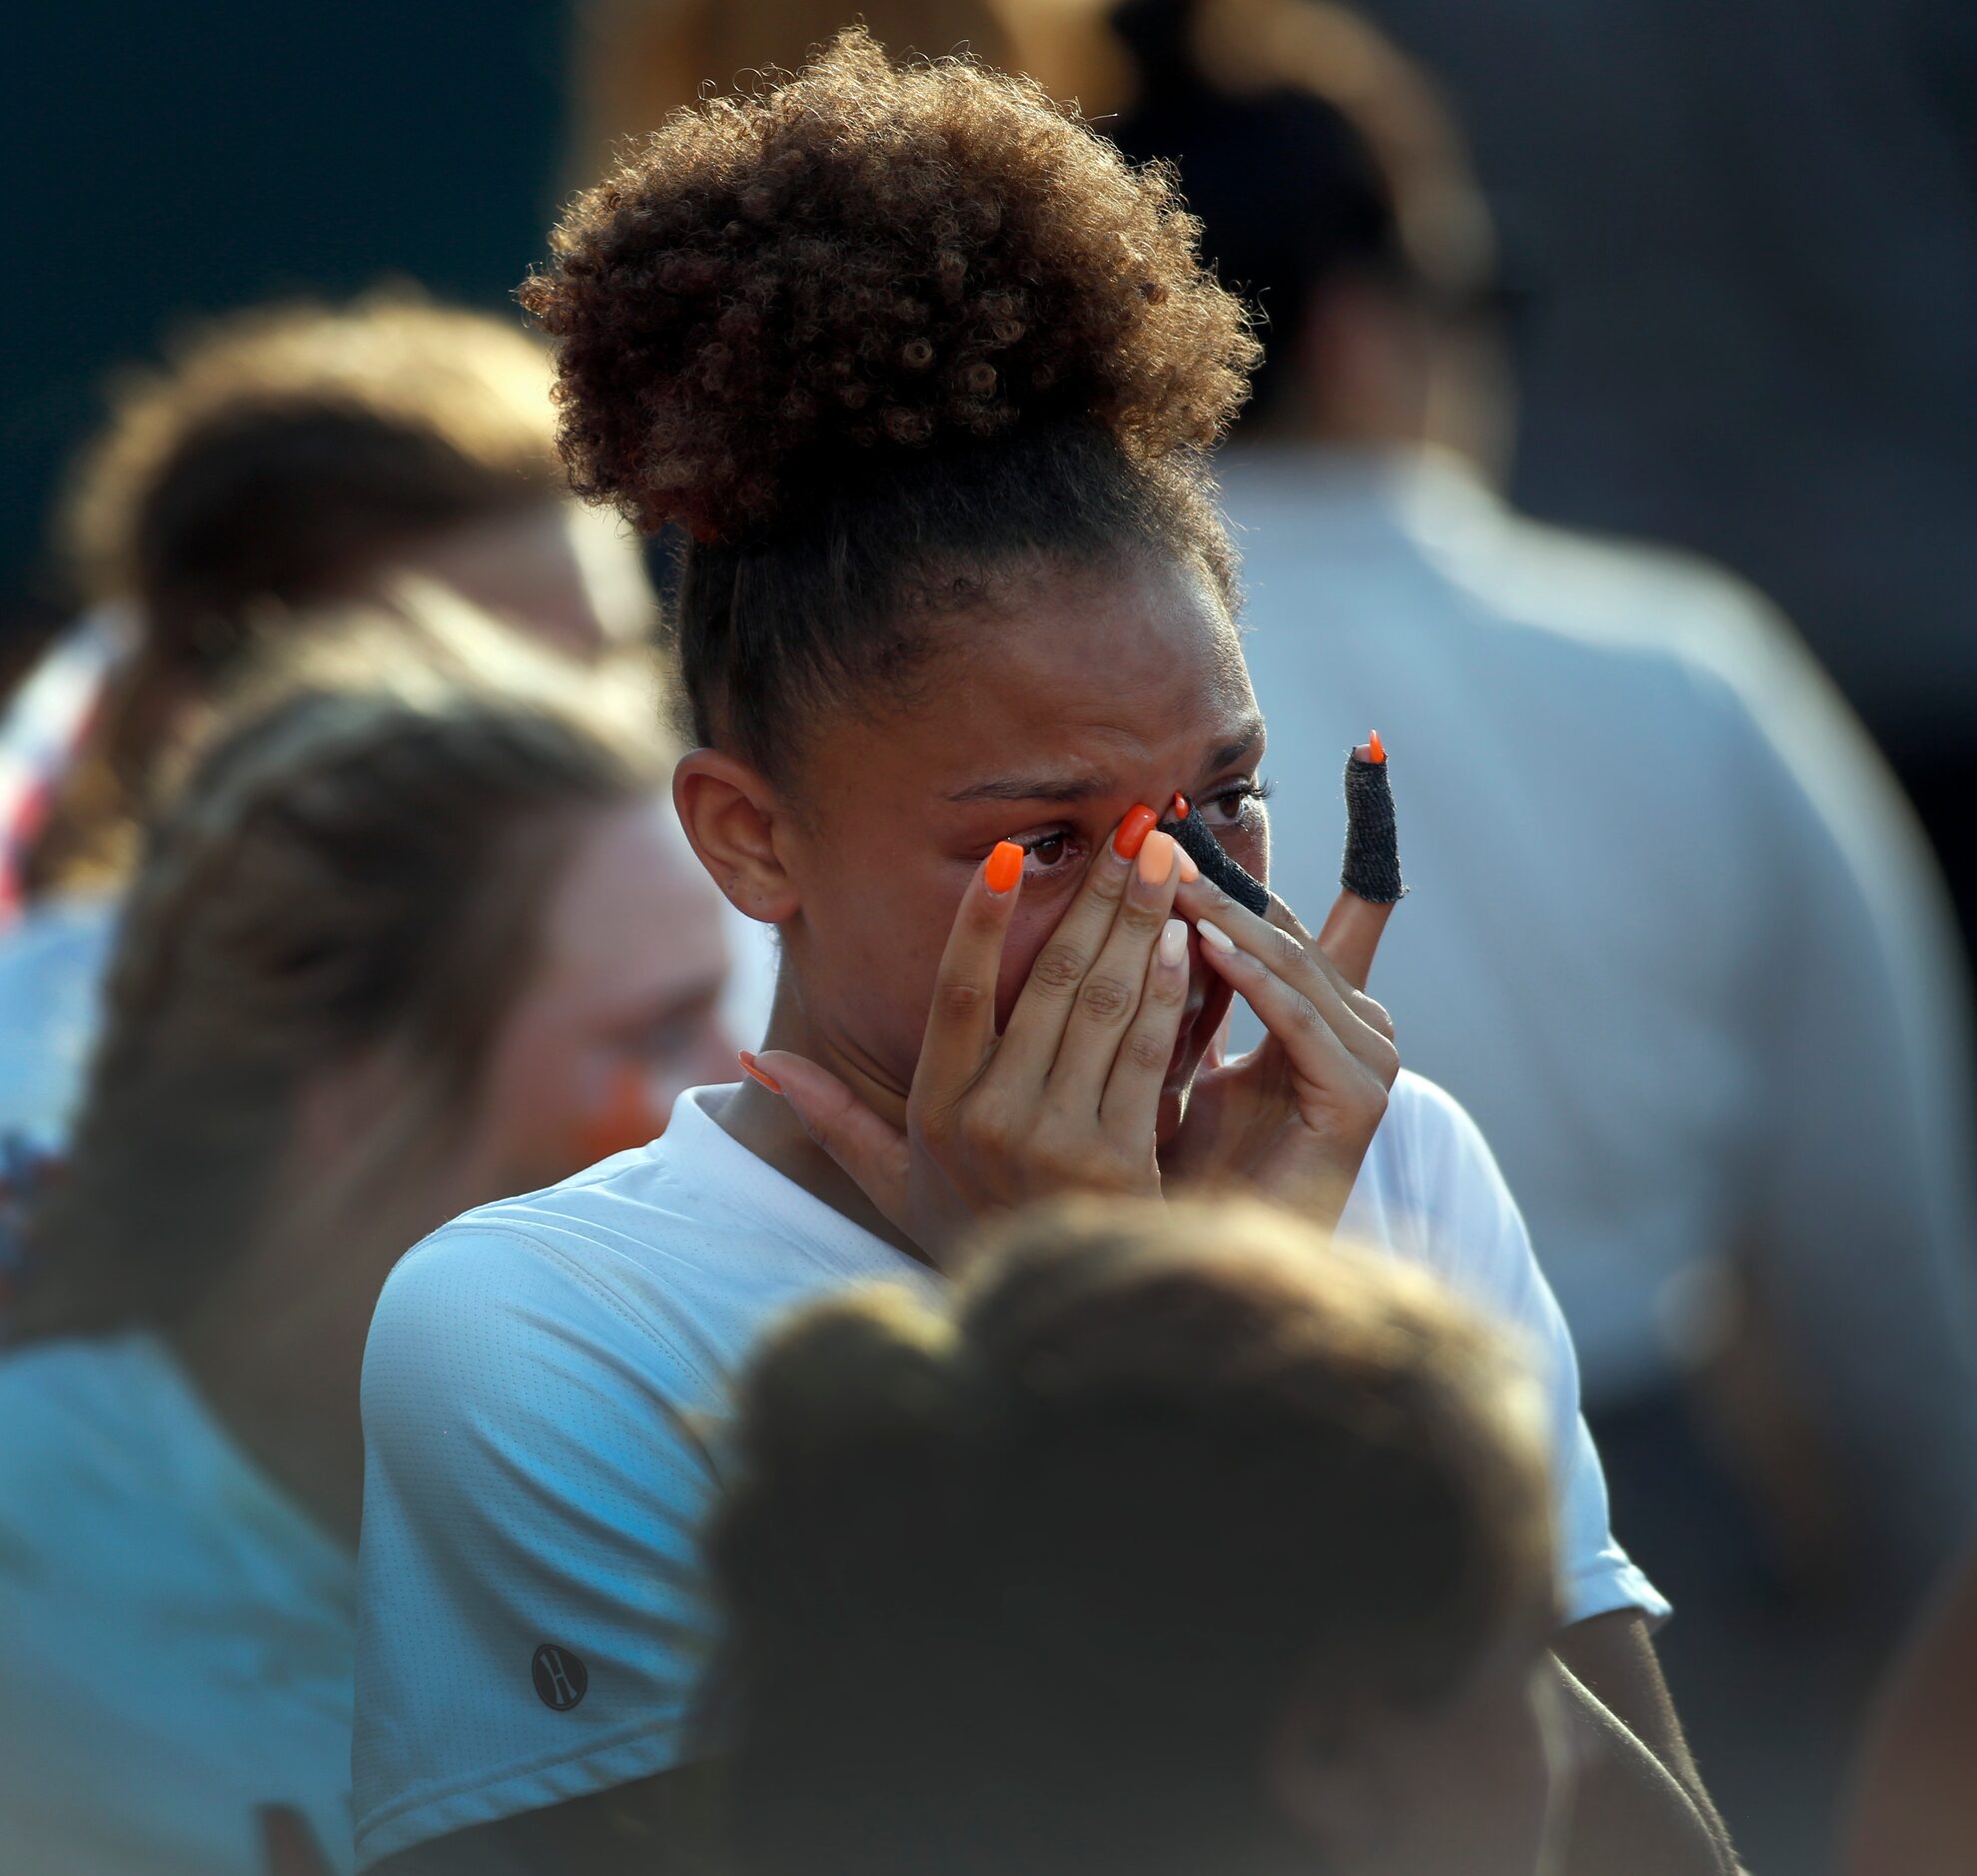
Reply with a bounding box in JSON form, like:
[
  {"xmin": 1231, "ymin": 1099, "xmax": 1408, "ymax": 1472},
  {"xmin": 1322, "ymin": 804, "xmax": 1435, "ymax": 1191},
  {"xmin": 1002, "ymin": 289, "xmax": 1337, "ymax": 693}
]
[{"xmin": 673, "ymin": 748, "xmax": 800, "ymax": 925}]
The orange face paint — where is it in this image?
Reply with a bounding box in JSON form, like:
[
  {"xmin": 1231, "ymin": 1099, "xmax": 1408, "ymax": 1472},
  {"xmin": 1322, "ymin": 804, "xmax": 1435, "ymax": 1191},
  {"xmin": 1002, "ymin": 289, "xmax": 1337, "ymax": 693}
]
[{"xmin": 572, "ymin": 1060, "xmax": 666, "ymax": 1168}]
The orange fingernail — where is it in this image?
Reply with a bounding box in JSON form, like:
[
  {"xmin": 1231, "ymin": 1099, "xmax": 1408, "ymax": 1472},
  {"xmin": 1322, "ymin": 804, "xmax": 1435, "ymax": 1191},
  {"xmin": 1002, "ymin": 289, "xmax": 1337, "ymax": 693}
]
[
  {"xmin": 1114, "ymin": 804, "xmax": 1159, "ymax": 859},
  {"xmin": 1368, "ymin": 728, "xmax": 1386, "ymax": 765},
  {"xmin": 1137, "ymin": 827, "xmax": 1178, "ymax": 886},
  {"xmin": 1171, "ymin": 792, "xmax": 1191, "ymax": 820},
  {"xmin": 985, "ymin": 839, "xmax": 1024, "ymax": 894},
  {"xmin": 737, "ymin": 1050, "xmax": 783, "ymax": 1095}
]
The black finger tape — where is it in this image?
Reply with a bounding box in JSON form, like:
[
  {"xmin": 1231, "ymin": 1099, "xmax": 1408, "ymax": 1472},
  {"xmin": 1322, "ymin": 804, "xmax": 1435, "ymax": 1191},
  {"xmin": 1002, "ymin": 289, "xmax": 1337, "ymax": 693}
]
[
  {"xmin": 1167, "ymin": 806, "xmax": 1271, "ymax": 916},
  {"xmin": 1342, "ymin": 753, "xmax": 1405, "ymax": 904}
]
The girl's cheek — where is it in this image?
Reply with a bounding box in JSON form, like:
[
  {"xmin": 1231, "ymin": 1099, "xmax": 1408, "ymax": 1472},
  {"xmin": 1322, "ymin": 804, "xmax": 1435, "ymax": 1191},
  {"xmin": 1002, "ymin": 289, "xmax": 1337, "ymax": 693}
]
[{"xmin": 993, "ymin": 902, "xmax": 1064, "ymax": 1019}]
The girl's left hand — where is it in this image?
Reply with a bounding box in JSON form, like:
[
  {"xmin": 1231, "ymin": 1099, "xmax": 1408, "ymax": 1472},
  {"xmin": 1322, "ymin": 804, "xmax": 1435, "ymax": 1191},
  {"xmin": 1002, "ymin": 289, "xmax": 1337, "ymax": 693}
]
[{"xmin": 1162, "ymin": 874, "xmax": 1400, "ymax": 1233}]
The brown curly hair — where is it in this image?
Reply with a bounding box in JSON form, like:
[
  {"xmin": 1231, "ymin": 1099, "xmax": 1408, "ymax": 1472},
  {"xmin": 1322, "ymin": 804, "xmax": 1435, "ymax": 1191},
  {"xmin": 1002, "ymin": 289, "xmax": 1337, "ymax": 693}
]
[{"xmin": 520, "ymin": 29, "xmax": 1260, "ymax": 778}]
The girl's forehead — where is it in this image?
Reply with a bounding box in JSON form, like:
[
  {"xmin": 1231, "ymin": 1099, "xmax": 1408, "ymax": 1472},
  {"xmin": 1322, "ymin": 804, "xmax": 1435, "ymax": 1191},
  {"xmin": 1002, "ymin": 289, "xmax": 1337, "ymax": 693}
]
[
  {"xmin": 920, "ymin": 562, "xmax": 1254, "ymax": 766},
  {"xmin": 802, "ymin": 557, "xmax": 1260, "ymax": 805}
]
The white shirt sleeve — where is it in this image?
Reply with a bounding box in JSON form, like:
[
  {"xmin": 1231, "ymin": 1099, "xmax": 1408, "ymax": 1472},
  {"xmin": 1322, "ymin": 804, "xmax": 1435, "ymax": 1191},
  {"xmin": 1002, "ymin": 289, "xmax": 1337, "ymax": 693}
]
[
  {"xmin": 352, "ymin": 1224, "xmax": 725, "ymax": 1867},
  {"xmin": 1344, "ymin": 1074, "xmax": 1671, "ymax": 1628}
]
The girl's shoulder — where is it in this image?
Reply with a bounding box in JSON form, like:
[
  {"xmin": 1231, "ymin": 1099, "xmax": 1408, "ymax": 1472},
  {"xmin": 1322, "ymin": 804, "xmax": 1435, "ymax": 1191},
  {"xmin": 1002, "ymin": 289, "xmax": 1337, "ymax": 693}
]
[{"xmin": 1341, "ymin": 1069, "xmax": 1534, "ymax": 1299}]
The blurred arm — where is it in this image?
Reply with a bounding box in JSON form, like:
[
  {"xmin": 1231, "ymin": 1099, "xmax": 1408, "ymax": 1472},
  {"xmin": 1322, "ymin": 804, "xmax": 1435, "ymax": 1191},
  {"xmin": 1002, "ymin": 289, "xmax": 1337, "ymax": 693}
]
[
  {"xmin": 1841, "ymin": 1546, "xmax": 1977, "ymax": 1875},
  {"xmin": 1554, "ymin": 1611, "xmax": 1735, "ymax": 1874}
]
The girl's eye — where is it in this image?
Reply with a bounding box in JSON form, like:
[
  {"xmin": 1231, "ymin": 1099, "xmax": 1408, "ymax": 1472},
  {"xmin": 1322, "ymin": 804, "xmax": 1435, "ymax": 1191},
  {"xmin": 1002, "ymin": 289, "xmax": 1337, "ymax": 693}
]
[
  {"xmin": 1203, "ymin": 777, "xmax": 1273, "ymax": 825},
  {"xmin": 1013, "ymin": 829, "xmax": 1081, "ymax": 874}
]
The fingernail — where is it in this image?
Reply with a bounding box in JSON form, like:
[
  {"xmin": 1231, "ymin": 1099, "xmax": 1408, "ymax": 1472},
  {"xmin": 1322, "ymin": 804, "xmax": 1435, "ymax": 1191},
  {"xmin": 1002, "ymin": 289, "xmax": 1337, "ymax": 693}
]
[
  {"xmin": 1176, "ymin": 847, "xmax": 1200, "ymax": 883},
  {"xmin": 1136, "ymin": 827, "xmax": 1178, "ymax": 886},
  {"xmin": 1367, "ymin": 728, "xmax": 1386, "ymax": 765},
  {"xmin": 1171, "ymin": 792, "xmax": 1191, "ymax": 820},
  {"xmin": 984, "ymin": 839, "xmax": 1024, "ymax": 895},
  {"xmin": 737, "ymin": 1050, "xmax": 783, "ymax": 1095},
  {"xmin": 1113, "ymin": 804, "xmax": 1159, "ymax": 860},
  {"xmin": 1196, "ymin": 918, "xmax": 1235, "ymax": 953},
  {"xmin": 1159, "ymin": 917, "xmax": 1188, "ymax": 966}
]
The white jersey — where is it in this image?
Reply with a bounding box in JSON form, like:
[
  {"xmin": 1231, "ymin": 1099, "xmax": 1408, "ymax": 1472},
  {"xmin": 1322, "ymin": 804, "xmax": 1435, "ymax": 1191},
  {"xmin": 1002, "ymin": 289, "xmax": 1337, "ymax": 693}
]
[
  {"xmin": 353, "ymin": 1073, "xmax": 1662, "ymax": 1865},
  {"xmin": 0, "ymin": 1333, "xmax": 357, "ymax": 1876}
]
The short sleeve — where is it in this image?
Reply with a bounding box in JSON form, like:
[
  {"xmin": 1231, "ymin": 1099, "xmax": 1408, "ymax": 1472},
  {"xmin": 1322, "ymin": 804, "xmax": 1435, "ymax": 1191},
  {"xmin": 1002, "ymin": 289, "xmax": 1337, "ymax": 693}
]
[
  {"xmin": 352, "ymin": 1225, "xmax": 725, "ymax": 1867},
  {"xmin": 1345, "ymin": 1074, "xmax": 1671, "ymax": 1629}
]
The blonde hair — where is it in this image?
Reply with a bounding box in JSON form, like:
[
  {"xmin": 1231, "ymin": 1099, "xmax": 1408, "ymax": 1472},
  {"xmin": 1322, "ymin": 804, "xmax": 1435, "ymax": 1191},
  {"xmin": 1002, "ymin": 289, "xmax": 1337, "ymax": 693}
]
[
  {"xmin": 64, "ymin": 292, "xmax": 565, "ymax": 635},
  {"xmin": 15, "ymin": 599, "xmax": 670, "ymax": 1341},
  {"xmin": 712, "ymin": 1196, "xmax": 1555, "ymax": 1876},
  {"xmin": 31, "ymin": 293, "xmax": 571, "ymax": 897}
]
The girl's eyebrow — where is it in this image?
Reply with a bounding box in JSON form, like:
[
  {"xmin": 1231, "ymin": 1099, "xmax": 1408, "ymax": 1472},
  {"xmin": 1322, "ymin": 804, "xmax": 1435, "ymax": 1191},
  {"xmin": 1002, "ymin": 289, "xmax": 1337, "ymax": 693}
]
[
  {"xmin": 1205, "ymin": 718, "xmax": 1267, "ymax": 772},
  {"xmin": 946, "ymin": 771, "xmax": 1113, "ymax": 805},
  {"xmin": 946, "ymin": 716, "xmax": 1266, "ymax": 808}
]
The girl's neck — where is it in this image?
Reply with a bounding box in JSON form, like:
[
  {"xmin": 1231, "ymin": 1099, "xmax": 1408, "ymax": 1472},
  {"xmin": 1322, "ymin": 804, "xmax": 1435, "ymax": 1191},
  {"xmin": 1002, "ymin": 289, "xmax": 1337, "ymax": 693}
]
[{"xmin": 716, "ymin": 975, "xmax": 930, "ymax": 1265}]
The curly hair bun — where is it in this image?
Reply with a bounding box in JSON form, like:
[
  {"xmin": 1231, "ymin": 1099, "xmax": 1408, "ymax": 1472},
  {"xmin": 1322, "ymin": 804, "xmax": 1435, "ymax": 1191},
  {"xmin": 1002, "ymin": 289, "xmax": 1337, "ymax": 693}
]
[{"xmin": 519, "ymin": 29, "xmax": 1257, "ymax": 542}]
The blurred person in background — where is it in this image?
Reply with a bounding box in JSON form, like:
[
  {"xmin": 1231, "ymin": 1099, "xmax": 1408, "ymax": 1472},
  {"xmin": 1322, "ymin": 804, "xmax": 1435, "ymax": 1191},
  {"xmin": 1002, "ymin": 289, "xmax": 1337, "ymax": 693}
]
[
  {"xmin": 1106, "ymin": 0, "xmax": 1977, "ymax": 1854},
  {"xmin": 0, "ymin": 294, "xmax": 672, "ymax": 1160},
  {"xmin": 1842, "ymin": 1542, "xmax": 1977, "ymax": 1876},
  {"xmin": 713, "ymin": 1196, "xmax": 1573, "ymax": 1876},
  {"xmin": 0, "ymin": 600, "xmax": 733, "ymax": 1876}
]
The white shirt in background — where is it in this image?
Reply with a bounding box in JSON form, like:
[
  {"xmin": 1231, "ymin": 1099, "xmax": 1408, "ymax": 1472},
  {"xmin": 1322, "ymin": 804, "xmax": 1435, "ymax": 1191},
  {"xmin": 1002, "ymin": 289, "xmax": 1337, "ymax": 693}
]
[
  {"xmin": 0, "ymin": 1333, "xmax": 357, "ymax": 1876},
  {"xmin": 1223, "ymin": 445, "xmax": 1977, "ymax": 1571},
  {"xmin": 0, "ymin": 894, "xmax": 117, "ymax": 1151},
  {"xmin": 351, "ymin": 1072, "xmax": 1661, "ymax": 1866}
]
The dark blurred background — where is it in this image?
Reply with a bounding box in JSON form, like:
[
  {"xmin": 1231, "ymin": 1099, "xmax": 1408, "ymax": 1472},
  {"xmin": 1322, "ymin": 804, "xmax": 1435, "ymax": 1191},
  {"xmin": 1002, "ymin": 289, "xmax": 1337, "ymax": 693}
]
[
  {"xmin": 1340, "ymin": 0, "xmax": 1977, "ymax": 948},
  {"xmin": 13, "ymin": 0, "xmax": 1977, "ymax": 935},
  {"xmin": 3, "ymin": 0, "xmax": 569, "ymax": 668}
]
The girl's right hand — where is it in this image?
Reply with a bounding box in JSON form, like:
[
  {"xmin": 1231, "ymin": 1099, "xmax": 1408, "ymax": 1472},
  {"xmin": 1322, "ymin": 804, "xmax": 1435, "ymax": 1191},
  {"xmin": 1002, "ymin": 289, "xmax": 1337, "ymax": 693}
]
[
  {"xmin": 750, "ymin": 812, "xmax": 1197, "ymax": 1267},
  {"xmin": 1164, "ymin": 868, "xmax": 1400, "ymax": 1234}
]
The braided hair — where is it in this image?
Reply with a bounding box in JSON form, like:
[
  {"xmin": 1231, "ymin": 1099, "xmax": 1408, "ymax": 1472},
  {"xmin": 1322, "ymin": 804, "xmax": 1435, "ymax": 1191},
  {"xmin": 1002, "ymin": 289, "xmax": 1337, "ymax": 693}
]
[{"xmin": 13, "ymin": 603, "xmax": 666, "ymax": 1341}]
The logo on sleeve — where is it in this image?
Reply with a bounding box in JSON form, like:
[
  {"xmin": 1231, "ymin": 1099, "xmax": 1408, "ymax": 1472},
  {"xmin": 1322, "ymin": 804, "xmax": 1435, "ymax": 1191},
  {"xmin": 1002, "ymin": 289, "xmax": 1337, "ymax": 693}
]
[{"xmin": 531, "ymin": 1643, "xmax": 589, "ymax": 1711}]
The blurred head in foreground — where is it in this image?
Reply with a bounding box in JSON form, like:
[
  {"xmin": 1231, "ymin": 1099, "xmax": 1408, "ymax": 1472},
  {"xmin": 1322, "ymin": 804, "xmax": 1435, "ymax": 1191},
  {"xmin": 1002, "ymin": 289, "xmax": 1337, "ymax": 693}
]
[
  {"xmin": 29, "ymin": 293, "xmax": 652, "ymax": 896},
  {"xmin": 712, "ymin": 1198, "xmax": 1568, "ymax": 1876},
  {"xmin": 1107, "ymin": 0, "xmax": 1508, "ymax": 469},
  {"xmin": 16, "ymin": 596, "xmax": 730, "ymax": 1365}
]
